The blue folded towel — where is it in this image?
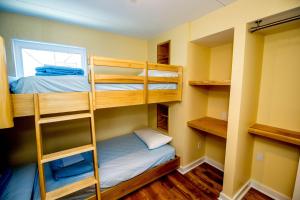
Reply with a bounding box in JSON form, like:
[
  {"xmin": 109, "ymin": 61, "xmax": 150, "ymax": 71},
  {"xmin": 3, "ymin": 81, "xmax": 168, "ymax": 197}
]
[
  {"xmin": 50, "ymin": 152, "xmax": 97, "ymax": 180},
  {"xmin": 35, "ymin": 65, "xmax": 84, "ymax": 76},
  {"xmin": 52, "ymin": 160, "xmax": 94, "ymax": 180}
]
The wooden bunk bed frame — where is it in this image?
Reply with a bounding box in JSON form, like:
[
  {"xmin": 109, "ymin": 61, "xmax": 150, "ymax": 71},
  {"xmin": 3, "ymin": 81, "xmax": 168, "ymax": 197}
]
[
  {"xmin": 6, "ymin": 56, "xmax": 182, "ymax": 119},
  {"xmin": 90, "ymin": 56, "xmax": 183, "ymax": 109},
  {"xmin": 0, "ymin": 36, "xmax": 182, "ymax": 199}
]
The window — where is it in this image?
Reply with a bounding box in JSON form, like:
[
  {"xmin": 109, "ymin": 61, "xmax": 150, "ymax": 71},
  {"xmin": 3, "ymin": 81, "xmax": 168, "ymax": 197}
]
[{"xmin": 12, "ymin": 39, "xmax": 87, "ymax": 77}]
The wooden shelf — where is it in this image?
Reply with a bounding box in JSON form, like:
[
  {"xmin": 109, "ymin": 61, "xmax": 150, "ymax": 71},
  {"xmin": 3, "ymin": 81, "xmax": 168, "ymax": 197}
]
[
  {"xmin": 187, "ymin": 117, "xmax": 227, "ymax": 139},
  {"xmin": 249, "ymin": 123, "xmax": 300, "ymax": 146},
  {"xmin": 189, "ymin": 80, "xmax": 231, "ymax": 87}
]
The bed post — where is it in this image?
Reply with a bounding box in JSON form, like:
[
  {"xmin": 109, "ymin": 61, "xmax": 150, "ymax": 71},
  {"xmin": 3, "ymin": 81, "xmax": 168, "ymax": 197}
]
[
  {"xmin": 177, "ymin": 66, "xmax": 183, "ymax": 101},
  {"xmin": 90, "ymin": 56, "xmax": 96, "ymax": 110},
  {"xmin": 0, "ymin": 36, "xmax": 14, "ymax": 128},
  {"xmin": 144, "ymin": 61, "xmax": 148, "ymax": 104}
]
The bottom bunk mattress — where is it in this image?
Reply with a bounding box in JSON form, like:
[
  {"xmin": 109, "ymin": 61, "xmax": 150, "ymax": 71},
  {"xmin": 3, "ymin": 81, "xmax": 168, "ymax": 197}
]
[
  {"xmin": 0, "ymin": 163, "xmax": 37, "ymax": 200},
  {"xmin": 10, "ymin": 76, "xmax": 177, "ymax": 93},
  {"xmin": 31, "ymin": 133, "xmax": 175, "ymax": 200}
]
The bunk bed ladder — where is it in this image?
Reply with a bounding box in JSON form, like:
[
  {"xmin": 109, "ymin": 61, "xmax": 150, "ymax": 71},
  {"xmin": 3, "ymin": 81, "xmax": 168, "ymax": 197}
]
[{"xmin": 33, "ymin": 93, "xmax": 101, "ymax": 200}]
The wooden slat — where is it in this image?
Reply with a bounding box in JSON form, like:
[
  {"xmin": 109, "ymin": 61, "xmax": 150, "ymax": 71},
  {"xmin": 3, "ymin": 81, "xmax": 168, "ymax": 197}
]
[
  {"xmin": 177, "ymin": 66, "xmax": 183, "ymax": 101},
  {"xmin": 92, "ymin": 56, "xmax": 145, "ymax": 69},
  {"xmin": 95, "ymin": 90, "xmax": 144, "ymax": 109},
  {"xmin": 90, "ymin": 56, "xmax": 96, "ymax": 110},
  {"xmin": 94, "ymin": 74, "xmax": 144, "ymax": 83},
  {"xmin": 39, "ymin": 113, "xmax": 91, "ymax": 124},
  {"xmin": 148, "ymin": 63, "xmax": 180, "ymax": 72},
  {"xmin": 144, "ymin": 62, "xmax": 148, "ymax": 104},
  {"xmin": 12, "ymin": 94, "xmax": 34, "ymax": 117},
  {"xmin": 189, "ymin": 80, "xmax": 231, "ymax": 86},
  {"xmin": 148, "ymin": 77, "xmax": 179, "ymax": 83},
  {"xmin": 42, "ymin": 144, "xmax": 94, "ymax": 163},
  {"xmin": 39, "ymin": 92, "xmax": 90, "ymax": 115},
  {"xmin": 33, "ymin": 94, "xmax": 46, "ymax": 199},
  {"xmin": 187, "ymin": 117, "xmax": 227, "ymax": 139},
  {"xmin": 249, "ymin": 123, "xmax": 300, "ymax": 146},
  {"xmin": 0, "ymin": 36, "xmax": 14, "ymax": 128},
  {"xmin": 46, "ymin": 176, "xmax": 97, "ymax": 200},
  {"xmin": 148, "ymin": 90, "xmax": 180, "ymax": 104},
  {"xmin": 88, "ymin": 93, "xmax": 101, "ymax": 199}
]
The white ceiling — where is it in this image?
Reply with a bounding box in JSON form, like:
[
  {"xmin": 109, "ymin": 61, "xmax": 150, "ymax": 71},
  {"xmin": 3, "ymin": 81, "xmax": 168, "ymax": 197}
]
[{"xmin": 0, "ymin": 0, "xmax": 236, "ymax": 38}]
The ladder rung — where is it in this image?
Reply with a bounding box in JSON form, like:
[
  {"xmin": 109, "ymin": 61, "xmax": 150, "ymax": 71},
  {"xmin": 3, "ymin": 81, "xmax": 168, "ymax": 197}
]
[
  {"xmin": 46, "ymin": 176, "xmax": 97, "ymax": 200},
  {"xmin": 39, "ymin": 113, "xmax": 91, "ymax": 124},
  {"xmin": 42, "ymin": 144, "xmax": 94, "ymax": 163}
]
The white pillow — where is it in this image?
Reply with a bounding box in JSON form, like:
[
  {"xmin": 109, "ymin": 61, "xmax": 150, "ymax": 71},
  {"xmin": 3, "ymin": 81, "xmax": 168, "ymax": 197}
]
[
  {"xmin": 138, "ymin": 70, "xmax": 178, "ymax": 77},
  {"xmin": 134, "ymin": 128, "xmax": 172, "ymax": 149}
]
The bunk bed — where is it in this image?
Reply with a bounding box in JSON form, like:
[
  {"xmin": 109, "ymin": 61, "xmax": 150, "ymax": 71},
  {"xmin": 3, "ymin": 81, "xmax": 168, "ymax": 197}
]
[
  {"xmin": 1, "ymin": 133, "xmax": 179, "ymax": 200},
  {"xmin": 5, "ymin": 56, "xmax": 182, "ymax": 119},
  {"xmin": 0, "ymin": 36, "xmax": 182, "ymax": 199}
]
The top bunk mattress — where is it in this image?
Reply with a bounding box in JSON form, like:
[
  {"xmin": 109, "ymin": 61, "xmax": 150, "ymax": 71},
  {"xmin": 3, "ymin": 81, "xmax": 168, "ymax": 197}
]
[
  {"xmin": 32, "ymin": 133, "xmax": 175, "ymax": 199},
  {"xmin": 10, "ymin": 76, "xmax": 177, "ymax": 94}
]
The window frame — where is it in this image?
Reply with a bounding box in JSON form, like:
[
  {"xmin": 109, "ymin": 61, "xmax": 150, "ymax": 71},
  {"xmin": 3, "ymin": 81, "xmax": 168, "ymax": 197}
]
[{"xmin": 12, "ymin": 39, "xmax": 87, "ymax": 77}]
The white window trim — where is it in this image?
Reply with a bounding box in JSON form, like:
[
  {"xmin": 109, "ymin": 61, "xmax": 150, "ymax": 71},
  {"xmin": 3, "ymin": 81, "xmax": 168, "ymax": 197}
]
[{"xmin": 12, "ymin": 39, "xmax": 87, "ymax": 77}]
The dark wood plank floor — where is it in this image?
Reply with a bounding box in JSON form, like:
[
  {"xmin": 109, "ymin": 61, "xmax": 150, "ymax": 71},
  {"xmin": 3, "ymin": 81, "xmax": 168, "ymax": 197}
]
[
  {"xmin": 122, "ymin": 163, "xmax": 273, "ymax": 200},
  {"xmin": 242, "ymin": 188, "xmax": 274, "ymax": 200}
]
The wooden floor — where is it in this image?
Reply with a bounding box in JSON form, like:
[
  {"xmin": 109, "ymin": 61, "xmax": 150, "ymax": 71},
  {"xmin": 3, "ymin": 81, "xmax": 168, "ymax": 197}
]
[
  {"xmin": 242, "ymin": 188, "xmax": 274, "ymax": 200},
  {"xmin": 121, "ymin": 163, "xmax": 273, "ymax": 200}
]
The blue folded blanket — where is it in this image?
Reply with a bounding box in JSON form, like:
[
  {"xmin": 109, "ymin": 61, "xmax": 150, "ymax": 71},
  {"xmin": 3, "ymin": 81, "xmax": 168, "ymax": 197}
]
[
  {"xmin": 50, "ymin": 152, "xmax": 97, "ymax": 180},
  {"xmin": 35, "ymin": 65, "xmax": 84, "ymax": 76}
]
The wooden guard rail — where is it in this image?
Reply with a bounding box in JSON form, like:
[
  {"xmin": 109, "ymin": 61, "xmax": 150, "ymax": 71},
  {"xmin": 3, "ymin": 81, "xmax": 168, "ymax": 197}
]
[{"xmin": 89, "ymin": 56, "xmax": 183, "ymax": 109}]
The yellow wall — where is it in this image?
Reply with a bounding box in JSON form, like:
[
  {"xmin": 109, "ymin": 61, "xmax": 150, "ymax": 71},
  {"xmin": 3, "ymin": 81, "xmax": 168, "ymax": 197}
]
[
  {"xmin": 148, "ymin": 0, "xmax": 300, "ymax": 198},
  {"xmin": 0, "ymin": 12, "xmax": 149, "ymax": 165},
  {"xmin": 0, "ymin": 12, "xmax": 147, "ymax": 76},
  {"xmin": 148, "ymin": 24, "xmax": 207, "ymax": 166},
  {"xmin": 250, "ymin": 27, "xmax": 300, "ymax": 197},
  {"xmin": 257, "ymin": 28, "xmax": 300, "ymax": 131}
]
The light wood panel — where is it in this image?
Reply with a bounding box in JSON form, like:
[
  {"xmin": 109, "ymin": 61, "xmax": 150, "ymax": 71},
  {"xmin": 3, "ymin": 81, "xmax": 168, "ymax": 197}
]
[
  {"xmin": 189, "ymin": 80, "xmax": 231, "ymax": 86},
  {"xmin": 39, "ymin": 113, "xmax": 91, "ymax": 124},
  {"xmin": 46, "ymin": 177, "xmax": 97, "ymax": 200},
  {"xmin": 33, "ymin": 94, "xmax": 46, "ymax": 199},
  {"xmin": 41, "ymin": 144, "xmax": 94, "ymax": 163},
  {"xmin": 94, "ymin": 74, "xmax": 144, "ymax": 83},
  {"xmin": 148, "ymin": 63, "xmax": 180, "ymax": 72},
  {"xmin": 12, "ymin": 94, "xmax": 34, "ymax": 117},
  {"xmin": 0, "ymin": 36, "xmax": 13, "ymax": 128},
  {"xmin": 148, "ymin": 90, "xmax": 180, "ymax": 104},
  {"xmin": 187, "ymin": 117, "xmax": 228, "ymax": 139},
  {"xmin": 39, "ymin": 92, "xmax": 89, "ymax": 115},
  {"xmin": 249, "ymin": 123, "xmax": 300, "ymax": 146},
  {"xmin": 92, "ymin": 56, "xmax": 145, "ymax": 69},
  {"xmin": 95, "ymin": 90, "xmax": 144, "ymax": 109}
]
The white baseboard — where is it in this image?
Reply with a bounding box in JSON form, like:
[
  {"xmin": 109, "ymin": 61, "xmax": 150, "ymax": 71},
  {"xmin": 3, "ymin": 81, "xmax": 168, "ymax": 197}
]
[
  {"xmin": 250, "ymin": 180, "xmax": 291, "ymax": 200},
  {"xmin": 218, "ymin": 180, "xmax": 291, "ymax": 200},
  {"xmin": 219, "ymin": 180, "xmax": 251, "ymax": 200},
  {"xmin": 177, "ymin": 158, "xmax": 290, "ymax": 200},
  {"xmin": 204, "ymin": 156, "xmax": 224, "ymax": 172},
  {"xmin": 177, "ymin": 156, "xmax": 205, "ymax": 174},
  {"xmin": 177, "ymin": 156, "xmax": 224, "ymax": 174}
]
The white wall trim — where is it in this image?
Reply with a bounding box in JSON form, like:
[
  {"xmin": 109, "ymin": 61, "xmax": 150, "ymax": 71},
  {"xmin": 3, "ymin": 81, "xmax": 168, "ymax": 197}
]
[
  {"xmin": 177, "ymin": 158, "xmax": 290, "ymax": 200},
  {"xmin": 177, "ymin": 156, "xmax": 224, "ymax": 174},
  {"xmin": 218, "ymin": 180, "xmax": 251, "ymax": 200},
  {"xmin": 250, "ymin": 180, "xmax": 291, "ymax": 200},
  {"xmin": 177, "ymin": 156, "xmax": 205, "ymax": 174},
  {"xmin": 204, "ymin": 156, "xmax": 224, "ymax": 172},
  {"xmin": 218, "ymin": 180, "xmax": 291, "ymax": 200}
]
